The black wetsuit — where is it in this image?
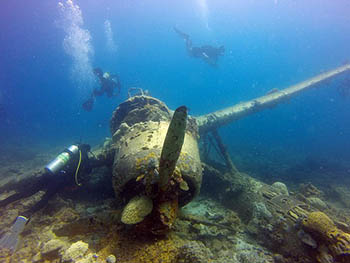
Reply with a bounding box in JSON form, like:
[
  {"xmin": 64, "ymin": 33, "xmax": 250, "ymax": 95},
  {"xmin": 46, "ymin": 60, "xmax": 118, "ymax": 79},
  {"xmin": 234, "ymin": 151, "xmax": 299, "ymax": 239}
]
[
  {"xmin": 93, "ymin": 71, "xmax": 120, "ymax": 98},
  {"xmin": 0, "ymin": 145, "xmax": 92, "ymax": 218},
  {"xmin": 174, "ymin": 27, "xmax": 225, "ymax": 66},
  {"xmin": 82, "ymin": 68, "xmax": 121, "ymax": 111}
]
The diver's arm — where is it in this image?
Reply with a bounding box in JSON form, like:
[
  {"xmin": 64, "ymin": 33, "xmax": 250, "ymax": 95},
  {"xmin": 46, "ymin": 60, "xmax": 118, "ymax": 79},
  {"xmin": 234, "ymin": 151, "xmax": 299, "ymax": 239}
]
[
  {"xmin": 93, "ymin": 68, "xmax": 104, "ymax": 80},
  {"xmin": 93, "ymin": 87, "xmax": 104, "ymax": 97},
  {"xmin": 110, "ymin": 73, "xmax": 119, "ymax": 79}
]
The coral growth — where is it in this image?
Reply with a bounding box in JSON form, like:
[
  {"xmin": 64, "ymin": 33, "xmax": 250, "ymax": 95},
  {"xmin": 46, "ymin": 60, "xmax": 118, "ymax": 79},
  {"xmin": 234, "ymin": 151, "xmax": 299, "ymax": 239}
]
[
  {"xmin": 98, "ymin": 229, "xmax": 183, "ymax": 263},
  {"xmin": 271, "ymin": 182, "xmax": 289, "ymax": 196},
  {"xmin": 177, "ymin": 241, "xmax": 213, "ymax": 263},
  {"xmin": 302, "ymin": 211, "xmax": 350, "ymax": 262},
  {"xmin": 302, "ymin": 211, "xmax": 336, "ymax": 238},
  {"xmin": 121, "ymin": 195, "xmax": 153, "ymax": 225},
  {"xmin": 299, "ymin": 183, "xmax": 323, "ymax": 198}
]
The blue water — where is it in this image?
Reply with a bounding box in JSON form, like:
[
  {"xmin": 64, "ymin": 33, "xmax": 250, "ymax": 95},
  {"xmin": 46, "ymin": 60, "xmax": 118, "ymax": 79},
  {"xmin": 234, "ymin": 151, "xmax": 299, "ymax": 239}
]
[{"xmin": 1, "ymin": 0, "xmax": 350, "ymax": 179}]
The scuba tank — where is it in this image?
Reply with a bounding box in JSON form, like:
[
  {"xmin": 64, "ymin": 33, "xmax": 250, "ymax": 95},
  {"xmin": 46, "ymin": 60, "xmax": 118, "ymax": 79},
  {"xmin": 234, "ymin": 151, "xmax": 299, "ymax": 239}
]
[{"xmin": 45, "ymin": 145, "xmax": 80, "ymax": 175}]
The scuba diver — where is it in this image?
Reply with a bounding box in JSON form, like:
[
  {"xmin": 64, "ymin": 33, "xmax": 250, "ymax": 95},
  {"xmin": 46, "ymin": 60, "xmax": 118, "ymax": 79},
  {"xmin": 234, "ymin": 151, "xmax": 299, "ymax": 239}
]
[
  {"xmin": 0, "ymin": 144, "xmax": 93, "ymax": 252},
  {"xmin": 174, "ymin": 27, "xmax": 225, "ymax": 66},
  {"xmin": 82, "ymin": 68, "xmax": 122, "ymax": 111}
]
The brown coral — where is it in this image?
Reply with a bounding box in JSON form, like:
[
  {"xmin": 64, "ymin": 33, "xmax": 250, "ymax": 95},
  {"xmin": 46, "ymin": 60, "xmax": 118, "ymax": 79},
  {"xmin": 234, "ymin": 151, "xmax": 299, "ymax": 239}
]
[
  {"xmin": 302, "ymin": 211, "xmax": 336, "ymax": 238},
  {"xmin": 327, "ymin": 229, "xmax": 350, "ymax": 257},
  {"xmin": 302, "ymin": 211, "xmax": 350, "ymax": 262},
  {"xmin": 98, "ymin": 228, "xmax": 183, "ymax": 263}
]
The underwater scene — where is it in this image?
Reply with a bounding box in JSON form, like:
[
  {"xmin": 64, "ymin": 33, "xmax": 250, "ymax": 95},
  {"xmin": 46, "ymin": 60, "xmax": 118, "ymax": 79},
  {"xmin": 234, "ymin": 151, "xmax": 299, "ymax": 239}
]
[{"xmin": 1, "ymin": 0, "xmax": 350, "ymax": 262}]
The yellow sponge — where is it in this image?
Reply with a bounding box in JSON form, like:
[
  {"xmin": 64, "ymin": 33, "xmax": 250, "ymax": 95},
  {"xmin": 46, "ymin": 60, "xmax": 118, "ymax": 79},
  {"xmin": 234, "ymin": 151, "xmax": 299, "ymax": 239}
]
[{"xmin": 121, "ymin": 195, "xmax": 153, "ymax": 225}]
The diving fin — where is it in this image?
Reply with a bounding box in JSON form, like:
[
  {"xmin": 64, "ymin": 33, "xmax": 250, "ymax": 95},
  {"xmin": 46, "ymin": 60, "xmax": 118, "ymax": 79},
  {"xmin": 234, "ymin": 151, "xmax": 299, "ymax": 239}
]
[
  {"xmin": 0, "ymin": 216, "xmax": 28, "ymax": 252},
  {"xmin": 173, "ymin": 27, "xmax": 190, "ymax": 41},
  {"xmin": 82, "ymin": 97, "xmax": 94, "ymax": 112}
]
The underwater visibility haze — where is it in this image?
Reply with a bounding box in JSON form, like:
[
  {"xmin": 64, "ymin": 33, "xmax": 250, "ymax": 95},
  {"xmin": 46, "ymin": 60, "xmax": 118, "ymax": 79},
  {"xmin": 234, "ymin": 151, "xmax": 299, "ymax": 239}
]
[{"xmin": 1, "ymin": 0, "xmax": 350, "ymax": 262}]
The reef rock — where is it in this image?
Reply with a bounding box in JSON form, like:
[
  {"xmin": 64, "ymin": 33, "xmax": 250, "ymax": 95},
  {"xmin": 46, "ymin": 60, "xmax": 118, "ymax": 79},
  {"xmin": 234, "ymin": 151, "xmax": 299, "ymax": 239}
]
[
  {"xmin": 306, "ymin": 197, "xmax": 327, "ymax": 211},
  {"xmin": 299, "ymin": 183, "xmax": 323, "ymax": 198},
  {"xmin": 232, "ymin": 238, "xmax": 274, "ymax": 263},
  {"xmin": 297, "ymin": 229, "xmax": 317, "ymax": 248},
  {"xmin": 177, "ymin": 241, "xmax": 213, "ymax": 263},
  {"xmin": 41, "ymin": 239, "xmax": 66, "ymax": 258},
  {"xmin": 252, "ymin": 202, "xmax": 272, "ymax": 220},
  {"xmin": 61, "ymin": 240, "xmax": 89, "ymax": 262},
  {"xmin": 330, "ymin": 186, "xmax": 350, "ymax": 208},
  {"xmin": 106, "ymin": 254, "xmax": 117, "ymax": 263},
  {"xmin": 271, "ymin": 182, "xmax": 289, "ymax": 196}
]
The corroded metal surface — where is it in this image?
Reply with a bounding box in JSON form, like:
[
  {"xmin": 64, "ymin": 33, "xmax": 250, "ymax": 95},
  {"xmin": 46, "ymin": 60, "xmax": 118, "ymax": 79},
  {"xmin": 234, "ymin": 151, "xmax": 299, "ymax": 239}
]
[
  {"xmin": 259, "ymin": 185, "xmax": 314, "ymax": 223},
  {"xmin": 196, "ymin": 64, "xmax": 350, "ymax": 134},
  {"xmin": 158, "ymin": 106, "xmax": 187, "ymax": 191},
  {"xmin": 111, "ymin": 96, "xmax": 202, "ymax": 207}
]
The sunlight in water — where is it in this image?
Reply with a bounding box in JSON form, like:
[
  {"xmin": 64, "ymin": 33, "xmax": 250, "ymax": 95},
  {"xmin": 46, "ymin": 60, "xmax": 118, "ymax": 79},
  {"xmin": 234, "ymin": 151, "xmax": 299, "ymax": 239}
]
[
  {"xmin": 196, "ymin": 0, "xmax": 211, "ymax": 30},
  {"xmin": 104, "ymin": 20, "xmax": 118, "ymax": 53},
  {"xmin": 58, "ymin": 0, "xmax": 95, "ymax": 96}
]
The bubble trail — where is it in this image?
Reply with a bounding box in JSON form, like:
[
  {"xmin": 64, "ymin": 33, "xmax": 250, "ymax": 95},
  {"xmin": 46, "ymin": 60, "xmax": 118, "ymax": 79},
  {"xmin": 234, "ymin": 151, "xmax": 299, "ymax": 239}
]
[
  {"xmin": 58, "ymin": 0, "xmax": 95, "ymax": 96},
  {"xmin": 104, "ymin": 20, "xmax": 118, "ymax": 53}
]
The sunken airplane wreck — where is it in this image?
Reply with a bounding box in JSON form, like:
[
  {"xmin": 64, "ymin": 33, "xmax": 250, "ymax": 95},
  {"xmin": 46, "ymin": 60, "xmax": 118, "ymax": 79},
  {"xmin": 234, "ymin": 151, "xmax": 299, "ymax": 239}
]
[
  {"xmin": 1, "ymin": 63, "xmax": 350, "ymax": 262},
  {"xmin": 104, "ymin": 63, "xmax": 350, "ymax": 232}
]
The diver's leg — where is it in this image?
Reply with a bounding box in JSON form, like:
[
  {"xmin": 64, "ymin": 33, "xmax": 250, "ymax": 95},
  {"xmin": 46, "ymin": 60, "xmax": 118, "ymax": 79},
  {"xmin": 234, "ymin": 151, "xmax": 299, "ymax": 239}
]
[
  {"xmin": 174, "ymin": 27, "xmax": 193, "ymax": 56},
  {"xmin": 185, "ymin": 39, "xmax": 193, "ymax": 54},
  {"xmin": 173, "ymin": 27, "xmax": 190, "ymax": 40},
  {"xmin": 106, "ymin": 87, "xmax": 114, "ymax": 98},
  {"xmin": 22, "ymin": 181, "xmax": 61, "ymax": 218},
  {"xmin": 0, "ymin": 176, "xmax": 51, "ymax": 252},
  {"xmin": 173, "ymin": 27, "xmax": 193, "ymax": 47},
  {"xmin": 0, "ymin": 176, "xmax": 47, "ymax": 209},
  {"xmin": 93, "ymin": 88, "xmax": 104, "ymax": 97},
  {"xmin": 82, "ymin": 96, "xmax": 95, "ymax": 111},
  {"xmin": 0, "ymin": 192, "xmax": 34, "ymax": 208},
  {"xmin": 0, "ymin": 216, "xmax": 28, "ymax": 253},
  {"xmin": 0, "ymin": 194, "xmax": 52, "ymax": 254}
]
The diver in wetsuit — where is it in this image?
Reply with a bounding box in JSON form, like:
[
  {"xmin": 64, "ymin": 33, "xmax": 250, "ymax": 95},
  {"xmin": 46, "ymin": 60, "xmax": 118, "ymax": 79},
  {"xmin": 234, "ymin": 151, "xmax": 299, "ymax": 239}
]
[
  {"xmin": 82, "ymin": 68, "xmax": 122, "ymax": 111},
  {"xmin": 0, "ymin": 144, "xmax": 92, "ymax": 252},
  {"xmin": 174, "ymin": 27, "xmax": 225, "ymax": 66}
]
